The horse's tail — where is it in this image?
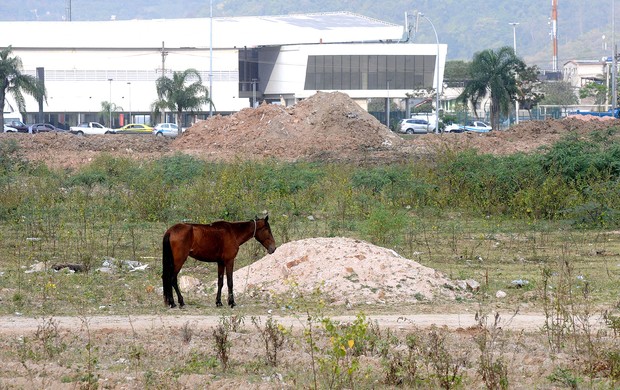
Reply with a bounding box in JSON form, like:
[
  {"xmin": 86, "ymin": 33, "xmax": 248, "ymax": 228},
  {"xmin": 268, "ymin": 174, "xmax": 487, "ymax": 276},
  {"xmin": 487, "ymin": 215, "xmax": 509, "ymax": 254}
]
[{"xmin": 162, "ymin": 231, "xmax": 174, "ymax": 306}]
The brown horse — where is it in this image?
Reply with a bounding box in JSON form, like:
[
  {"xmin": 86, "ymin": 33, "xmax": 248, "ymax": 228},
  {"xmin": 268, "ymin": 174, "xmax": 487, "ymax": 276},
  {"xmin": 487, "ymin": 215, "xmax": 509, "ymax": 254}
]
[{"xmin": 162, "ymin": 216, "xmax": 276, "ymax": 308}]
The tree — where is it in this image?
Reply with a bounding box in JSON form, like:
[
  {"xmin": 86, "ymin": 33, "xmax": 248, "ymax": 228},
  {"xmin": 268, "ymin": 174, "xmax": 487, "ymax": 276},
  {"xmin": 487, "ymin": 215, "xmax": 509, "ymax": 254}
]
[
  {"xmin": 151, "ymin": 69, "xmax": 213, "ymax": 135},
  {"xmin": 99, "ymin": 101, "xmax": 124, "ymax": 127},
  {"xmin": 540, "ymin": 81, "xmax": 578, "ymax": 107},
  {"xmin": 458, "ymin": 46, "xmax": 525, "ymax": 130},
  {"xmin": 0, "ymin": 46, "xmax": 46, "ymax": 126},
  {"xmin": 579, "ymin": 78, "xmax": 607, "ymax": 107},
  {"xmin": 444, "ymin": 60, "xmax": 471, "ymax": 82},
  {"xmin": 516, "ymin": 65, "xmax": 544, "ymax": 119}
]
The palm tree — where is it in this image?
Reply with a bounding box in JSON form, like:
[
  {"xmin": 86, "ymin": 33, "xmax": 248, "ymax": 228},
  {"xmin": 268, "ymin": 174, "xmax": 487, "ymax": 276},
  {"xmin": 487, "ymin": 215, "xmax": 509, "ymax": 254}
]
[
  {"xmin": 0, "ymin": 46, "xmax": 46, "ymax": 126},
  {"xmin": 151, "ymin": 69, "xmax": 213, "ymax": 135},
  {"xmin": 99, "ymin": 101, "xmax": 124, "ymax": 128},
  {"xmin": 459, "ymin": 46, "xmax": 525, "ymax": 130}
]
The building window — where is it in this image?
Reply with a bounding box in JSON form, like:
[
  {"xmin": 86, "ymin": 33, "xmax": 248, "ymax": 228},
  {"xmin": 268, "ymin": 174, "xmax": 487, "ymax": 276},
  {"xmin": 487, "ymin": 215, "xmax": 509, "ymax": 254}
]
[{"xmin": 304, "ymin": 54, "xmax": 435, "ymax": 91}]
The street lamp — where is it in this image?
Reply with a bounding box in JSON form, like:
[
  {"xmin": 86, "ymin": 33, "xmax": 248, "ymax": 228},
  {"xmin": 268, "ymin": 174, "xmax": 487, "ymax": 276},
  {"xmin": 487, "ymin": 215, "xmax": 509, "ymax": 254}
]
[
  {"xmin": 127, "ymin": 82, "xmax": 132, "ymax": 123},
  {"xmin": 108, "ymin": 78, "xmax": 113, "ymax": 127},
  {"xmin": 209, "ymin": 0, "xmax": 213, "ymax": 117},
  {"xmin": 510, "ymin": 22, "xmax": 520, "ymax": 125},
  {"xmin": 419, "ymin": 13, "xmax": 440, "ymax": 134}
]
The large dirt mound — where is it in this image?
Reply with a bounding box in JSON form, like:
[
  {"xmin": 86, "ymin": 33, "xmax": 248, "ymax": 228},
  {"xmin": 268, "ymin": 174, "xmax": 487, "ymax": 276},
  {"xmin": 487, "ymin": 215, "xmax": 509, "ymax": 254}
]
[
  {"xmin": 173, "ymin": 91, "xmax": 403, "ymax": 162},
  {"xmin": 234, "ymin": 237, "xmax": 462, "ymax": 306}
]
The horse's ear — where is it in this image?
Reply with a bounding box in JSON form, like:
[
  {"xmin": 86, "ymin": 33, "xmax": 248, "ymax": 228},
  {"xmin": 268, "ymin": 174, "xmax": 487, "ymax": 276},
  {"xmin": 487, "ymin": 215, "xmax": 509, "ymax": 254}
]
[{"xmin": 264, "ymin": 214, "xmax": 269, "ymax": 222}]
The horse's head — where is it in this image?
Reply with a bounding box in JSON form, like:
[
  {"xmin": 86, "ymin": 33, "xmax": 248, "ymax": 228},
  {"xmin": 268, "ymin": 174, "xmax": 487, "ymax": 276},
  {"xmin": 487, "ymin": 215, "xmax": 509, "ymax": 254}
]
[{"xmin": 255, "ymin": 215, "xmax": 276, "ymax": 254}]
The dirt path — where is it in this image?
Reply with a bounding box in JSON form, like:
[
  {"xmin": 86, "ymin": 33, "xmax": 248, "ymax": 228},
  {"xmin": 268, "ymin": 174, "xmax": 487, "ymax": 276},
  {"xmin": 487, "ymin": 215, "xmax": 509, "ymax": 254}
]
[{"xmin": 0, "ymin": 312, "xmax": 607, "ymax": 335}]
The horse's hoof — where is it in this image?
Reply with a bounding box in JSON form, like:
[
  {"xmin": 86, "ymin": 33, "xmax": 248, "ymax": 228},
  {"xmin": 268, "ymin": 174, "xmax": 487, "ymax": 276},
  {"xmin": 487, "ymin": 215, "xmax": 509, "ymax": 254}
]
[
  {"xmin": 169, "ymin": 303, "xmax": 177, "ymax": 309},
  {"xmin": 216, "ymin": 302, "xmax": 223, "ymax": 307},
  {"xmin": 229, "ymin": 302, "xmax": 236, "ymax": 308}
]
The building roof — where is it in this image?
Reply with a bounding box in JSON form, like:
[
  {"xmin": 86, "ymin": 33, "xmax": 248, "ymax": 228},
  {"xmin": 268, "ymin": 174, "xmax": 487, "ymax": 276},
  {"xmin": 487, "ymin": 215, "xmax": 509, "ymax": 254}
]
[{"xmin": 0, "ymin": 12, "xmax": 405, "ymax": 50}]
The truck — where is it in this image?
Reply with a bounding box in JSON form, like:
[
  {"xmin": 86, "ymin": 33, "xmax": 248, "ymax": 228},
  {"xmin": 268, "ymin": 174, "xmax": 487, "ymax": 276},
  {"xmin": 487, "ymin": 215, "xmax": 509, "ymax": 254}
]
[
  {"xmin": 569, "ymin": 107, "xmax": 620, "ymax": 119},
  {"xmin": 69, "ymin": 122, "xmax": 115, "ymax": 135}
]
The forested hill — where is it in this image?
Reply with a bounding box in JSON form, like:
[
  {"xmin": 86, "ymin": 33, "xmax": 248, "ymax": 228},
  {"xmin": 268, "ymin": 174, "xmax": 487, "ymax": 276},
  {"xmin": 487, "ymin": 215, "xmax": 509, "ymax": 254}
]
[{"xmin": 1, "ymin": 0, "xmax": 616, "ymax": 68}]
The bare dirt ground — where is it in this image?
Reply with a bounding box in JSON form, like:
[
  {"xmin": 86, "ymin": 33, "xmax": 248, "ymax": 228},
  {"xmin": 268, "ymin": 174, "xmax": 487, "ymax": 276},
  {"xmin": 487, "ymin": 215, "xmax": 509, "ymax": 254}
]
[
  {"xmin": 2, "ymin": 91, "xmax": 617, "ymax": 170},
  {"xmin": 0, "ymin": 92, "xmax": 617, "ymax": 388}
]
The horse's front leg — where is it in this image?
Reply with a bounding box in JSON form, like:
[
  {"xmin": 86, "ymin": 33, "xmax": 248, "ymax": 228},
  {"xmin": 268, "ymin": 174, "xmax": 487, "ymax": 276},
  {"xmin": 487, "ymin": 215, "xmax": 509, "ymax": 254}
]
[
  {"xmin": 216, "ymin": 263, "xmax": 225, "ymax": 307},
  {"xmin": 225, "ymin": 261, "xmax": 235, "ymax": 308}
]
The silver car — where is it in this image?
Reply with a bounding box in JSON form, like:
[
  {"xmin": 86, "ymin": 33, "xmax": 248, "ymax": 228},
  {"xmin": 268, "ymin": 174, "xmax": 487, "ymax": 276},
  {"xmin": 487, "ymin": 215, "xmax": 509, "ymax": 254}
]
[
  {"xmin": 152, "ymin": 123, "xmax": 180, "ymax": 137},
  {"xmin": 398, "ymin": 118, "xmax": 432, "ymax": 134}
]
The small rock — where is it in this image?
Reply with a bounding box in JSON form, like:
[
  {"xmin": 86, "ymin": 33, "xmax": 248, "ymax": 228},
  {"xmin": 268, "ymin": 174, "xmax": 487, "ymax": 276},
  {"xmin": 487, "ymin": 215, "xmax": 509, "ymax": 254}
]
[
  {"xmin": 178, "ymin": 275, "xmax": 202, "ymax": 292},
  {"xmin": 511, "ymin": 279, "xmax": 529, "ymax": 288},
  {"xmin": 465, "ymin": 279, "xmax": 480, "ymax": 292},
  {"xmin": 496, "ymin": 290, "xmax": 507, "ymax": 299}
]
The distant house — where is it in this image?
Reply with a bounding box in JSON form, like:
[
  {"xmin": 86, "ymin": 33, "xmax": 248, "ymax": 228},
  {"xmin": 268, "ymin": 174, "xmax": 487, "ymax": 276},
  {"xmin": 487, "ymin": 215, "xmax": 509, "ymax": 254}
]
[{"xmin": 563, "ymin": 59, "xmax": 606, "ymax": 88}]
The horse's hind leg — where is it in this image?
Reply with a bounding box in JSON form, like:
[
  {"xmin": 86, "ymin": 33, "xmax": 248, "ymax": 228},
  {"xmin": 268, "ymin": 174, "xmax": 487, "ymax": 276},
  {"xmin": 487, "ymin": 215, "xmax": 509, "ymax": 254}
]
[
  {"xmin": 216, "ymin": 263, "xmax": 225, "ymax": 307},
  {"xmin": 172, "ymin": 272, "xmax": 185, "ymax": 308},
  {"xmin": 226, "ymin": 261, "xmax": 236, "ymax": 308}
]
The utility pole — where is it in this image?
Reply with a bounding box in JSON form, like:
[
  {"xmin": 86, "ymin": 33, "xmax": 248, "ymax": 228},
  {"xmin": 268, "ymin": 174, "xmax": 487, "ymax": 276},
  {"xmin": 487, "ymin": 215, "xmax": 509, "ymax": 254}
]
[
  {"xmin": 160, "ymin": 41, "xmax": 168, "ymax": 124},
  {"xmin": 612, "ymin": 0, "xmax": 617, "ymax": 112},
  {"xmin": 160, "ymin": 41, "xmax": 168, "ymax": 76},
  {"xmin": 65, "ymin": 0, "xmax": 71, "ymax": 21},
  {"xmin": 209, "ymin": 0, "xmax": 214, "ymax": 117},
  {"xmin": 510, "ymin": 22, "xmax": 520, "ymax": 125},
  {"xmin": 551, "ymin": 0, "xmax": 558, "ymax": 71}
]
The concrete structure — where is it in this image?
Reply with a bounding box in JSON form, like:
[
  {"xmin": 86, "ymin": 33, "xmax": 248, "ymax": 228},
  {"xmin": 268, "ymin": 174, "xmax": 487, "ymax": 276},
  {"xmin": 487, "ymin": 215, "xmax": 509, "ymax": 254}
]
[
  {"xmin": 0, "ymin": 12, "xmax": 447, "ymax": 128},
  {"xmin": 563, "ymin": 59, "xmax": 606, "ymax": 88}
]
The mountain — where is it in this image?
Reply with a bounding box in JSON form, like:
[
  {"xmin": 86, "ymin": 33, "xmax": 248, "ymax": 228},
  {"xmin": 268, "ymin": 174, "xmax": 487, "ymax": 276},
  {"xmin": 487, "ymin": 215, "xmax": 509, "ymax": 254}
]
[{"xmin": 1, "ymin": 0, "xmax": 617, "ymax": 70}]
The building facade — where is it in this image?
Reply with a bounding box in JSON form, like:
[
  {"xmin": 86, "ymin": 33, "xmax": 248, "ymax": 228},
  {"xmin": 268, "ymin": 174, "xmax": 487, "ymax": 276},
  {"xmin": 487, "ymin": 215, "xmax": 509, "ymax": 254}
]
[{"xmin": 1, "ymin": 12, "xmax": 447, "ymax": 128}]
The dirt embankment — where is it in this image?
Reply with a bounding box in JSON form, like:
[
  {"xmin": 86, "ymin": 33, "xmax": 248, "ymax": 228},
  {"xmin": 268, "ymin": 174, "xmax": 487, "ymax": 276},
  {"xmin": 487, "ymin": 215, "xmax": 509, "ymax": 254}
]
[{"xmin": 2, "ymin": 91, "xmax": 617, "ymax": 170}]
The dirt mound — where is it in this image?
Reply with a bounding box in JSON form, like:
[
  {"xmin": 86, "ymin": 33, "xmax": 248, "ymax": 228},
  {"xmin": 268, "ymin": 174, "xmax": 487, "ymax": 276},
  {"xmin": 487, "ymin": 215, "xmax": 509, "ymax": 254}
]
[
  {"xmin": 236, "ymin": 237, "xmax": 462, "ymax": 306},
  {"xmin": 408, "ymin": 116, "xmax": 619, "ymax": 156},
  {"xmin": 173, "ymin": 91, "xmax": 403, "ymax": 162}
]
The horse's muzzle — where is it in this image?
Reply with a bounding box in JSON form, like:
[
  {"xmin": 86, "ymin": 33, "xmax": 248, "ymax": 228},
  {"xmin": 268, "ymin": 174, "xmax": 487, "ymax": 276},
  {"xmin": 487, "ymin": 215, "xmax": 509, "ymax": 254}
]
[{"xmin": 268, "ymin": 245, "xmax": 276, "ymax": 254}]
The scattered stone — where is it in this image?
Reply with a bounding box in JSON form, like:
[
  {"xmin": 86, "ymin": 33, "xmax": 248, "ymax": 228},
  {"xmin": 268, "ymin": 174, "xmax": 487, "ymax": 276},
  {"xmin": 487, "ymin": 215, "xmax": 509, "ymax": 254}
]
[
  {"xmin": 178, "ymin": 275, "xmax": 203, "ymax": 292},
  {"xmin": 511, "ymin": 279, "xmax": 530, "ymax": 288},
  {"xmin": 97, "ymin": 257, "xmax": 149, "ymax": 273},
  {"xmin": 496, "ymin": 290, "xmax": 507, "ymax": 299},
  {"xmin": 52, "ymin": 263, "xmax": 87, "ymax": 272},
  {"xmin": 457, "ymin": 279, "xmax": 481, "ymax": 292},
  {"xmin": 25, "ymin": 262, "xmax": 46, "ymax": 273}
]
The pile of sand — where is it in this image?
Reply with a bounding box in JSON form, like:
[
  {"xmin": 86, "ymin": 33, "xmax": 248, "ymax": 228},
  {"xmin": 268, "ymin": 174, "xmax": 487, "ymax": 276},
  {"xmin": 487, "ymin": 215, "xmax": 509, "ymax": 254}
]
[{"xmin": 235, "ymin": 237, "xmax": 462, "ymax": 306}]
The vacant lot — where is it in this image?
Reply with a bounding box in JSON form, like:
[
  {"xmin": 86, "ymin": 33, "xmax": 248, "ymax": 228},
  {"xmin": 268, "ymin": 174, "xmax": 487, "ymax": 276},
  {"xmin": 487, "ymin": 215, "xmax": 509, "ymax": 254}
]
[{"xmin": 1, "ymin": 93, "xmax": 619, "ymax": 388}]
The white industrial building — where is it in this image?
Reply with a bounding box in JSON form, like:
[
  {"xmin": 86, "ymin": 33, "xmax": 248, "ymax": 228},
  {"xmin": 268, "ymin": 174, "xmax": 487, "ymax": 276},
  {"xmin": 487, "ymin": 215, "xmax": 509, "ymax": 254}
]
[{"xmin": 0, "ymin": 12, "xmax": 447, "ymax": 129}]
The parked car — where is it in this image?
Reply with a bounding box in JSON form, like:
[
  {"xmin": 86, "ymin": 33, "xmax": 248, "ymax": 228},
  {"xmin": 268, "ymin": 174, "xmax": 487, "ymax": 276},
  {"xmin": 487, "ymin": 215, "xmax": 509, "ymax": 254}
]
[
  {"xmin": 397, "ymin": 118, "xmax": 432, "ymax": 134},
  {"xmin": 152, "ymin": 123, "xmax": 180, "ymax": 137},
  {"xmin": 4, "ymin": 119, "xmax": 29, "ymax": 133},
  {"xmin": 29, "ymin": 123, "xmax": 66, "ymax": 133},
  {"xmin": 69, "ymin": 122, "xmax": 115, "ymax": 135},
  {"xmin": 461, "ymin": 120, "xmax": 493, "ymax": 133},
  {"xmin": 444, "ymin": 123, "xmax": 464, "ymax": 133},
  {"xmin": 3, "ymin": 124, "xmax": 18, "ymax": 132},
  {"xmin": 445, "ymin": 121, "xmax": 493, "ymax": 133},
  {"xmin": 115, "ymin": 123, "xmax": 154, "ymax": 134}
]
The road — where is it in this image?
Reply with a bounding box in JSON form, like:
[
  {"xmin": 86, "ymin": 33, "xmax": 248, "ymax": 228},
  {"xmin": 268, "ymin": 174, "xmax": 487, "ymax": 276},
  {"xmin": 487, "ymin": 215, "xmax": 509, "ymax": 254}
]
[{"xmin": 1, "ymin": 312, "xmax": 606, "ymax": 334}]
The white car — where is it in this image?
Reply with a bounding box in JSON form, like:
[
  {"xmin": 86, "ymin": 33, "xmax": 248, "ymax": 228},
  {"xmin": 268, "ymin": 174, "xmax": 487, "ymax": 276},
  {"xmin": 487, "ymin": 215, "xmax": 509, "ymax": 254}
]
[
  {"xmin": 153, "ymin": 123, "xmax": 181, "ymax": 137},
  {"xmin": 69, "ymin": 122, "xmax": 114, "ymax": 135},
  {"xmin": 445, "ymin": 121, "xmax": 493, "ymax": 133},
  {"xmin": 3, "ymin": 124, "xmax": 18, "ymax": 132},
  {"xmin": 397, "ymin": 118, "xmax": 432, "ymax": 134}
]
